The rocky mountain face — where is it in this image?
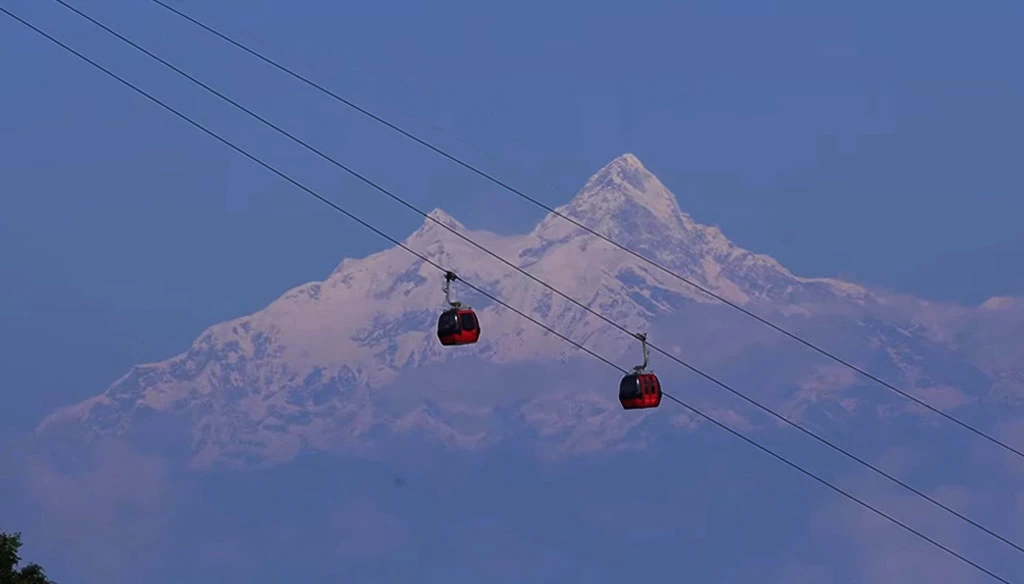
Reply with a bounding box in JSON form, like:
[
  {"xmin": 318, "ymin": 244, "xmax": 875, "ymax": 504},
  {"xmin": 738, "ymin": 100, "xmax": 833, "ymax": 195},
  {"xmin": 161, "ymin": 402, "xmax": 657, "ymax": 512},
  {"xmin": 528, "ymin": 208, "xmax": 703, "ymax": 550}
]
[{"xmin": 35, "ymin": 154, "xmax": 1024, "ymax": 469}]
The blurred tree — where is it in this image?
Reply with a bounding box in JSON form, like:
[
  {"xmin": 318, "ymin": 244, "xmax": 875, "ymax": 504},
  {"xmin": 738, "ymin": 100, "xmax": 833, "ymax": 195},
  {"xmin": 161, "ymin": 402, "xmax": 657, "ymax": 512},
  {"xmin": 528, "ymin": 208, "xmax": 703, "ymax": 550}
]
[{"xmin": 0, "ymin": 531, "xmax": 55, "ymax": 584}]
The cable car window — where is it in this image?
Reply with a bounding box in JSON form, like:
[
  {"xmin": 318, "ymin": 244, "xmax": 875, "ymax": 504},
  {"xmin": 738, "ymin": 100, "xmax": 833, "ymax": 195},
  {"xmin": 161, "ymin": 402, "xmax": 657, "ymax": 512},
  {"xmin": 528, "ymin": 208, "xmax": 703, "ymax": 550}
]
[
  {"xmin": 438, "ymin": 311, "xmax": 459, "ymax": 335},
  {"xmin": 619, "ymin": 375, "xmax": 640, "ymax": 397},
  {"xmin": 460, "ymin": 311, "xmax": 478, "ymax": 331}
]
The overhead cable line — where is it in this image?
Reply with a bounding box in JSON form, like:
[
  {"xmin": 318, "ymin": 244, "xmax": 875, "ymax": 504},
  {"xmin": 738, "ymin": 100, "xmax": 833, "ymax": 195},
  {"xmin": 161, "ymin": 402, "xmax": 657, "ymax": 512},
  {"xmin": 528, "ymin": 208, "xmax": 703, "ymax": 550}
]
[
  {"xmin": 142, "ymin": 0, "xmax": 1024, "ymax": 462},
  {"xmin": 47, "ymin": 0, "xmax": 1024, "ymax": 559},
  {"xmin": 1, "ymin": 7, "xmax": 1013, "ymax": 583},
  {"xmin": 0, "ymin": 7, "xmax": 616, "ymax": 375}
]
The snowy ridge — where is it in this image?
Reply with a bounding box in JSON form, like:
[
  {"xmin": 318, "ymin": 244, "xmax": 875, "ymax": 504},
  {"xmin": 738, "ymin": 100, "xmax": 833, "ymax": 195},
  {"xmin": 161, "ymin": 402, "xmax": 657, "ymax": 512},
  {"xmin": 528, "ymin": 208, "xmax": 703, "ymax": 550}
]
[{"xmin": 36, "ymin": 154, "xmax": 1024, "ymax": 468}]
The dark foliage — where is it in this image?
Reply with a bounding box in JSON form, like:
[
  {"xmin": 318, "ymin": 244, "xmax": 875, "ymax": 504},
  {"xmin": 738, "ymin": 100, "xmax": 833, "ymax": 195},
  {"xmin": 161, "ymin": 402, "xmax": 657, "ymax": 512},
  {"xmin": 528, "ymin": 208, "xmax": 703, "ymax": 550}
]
[{"xmin": 0, "ymin": 532, "xmax": 55, "ymax": 584}]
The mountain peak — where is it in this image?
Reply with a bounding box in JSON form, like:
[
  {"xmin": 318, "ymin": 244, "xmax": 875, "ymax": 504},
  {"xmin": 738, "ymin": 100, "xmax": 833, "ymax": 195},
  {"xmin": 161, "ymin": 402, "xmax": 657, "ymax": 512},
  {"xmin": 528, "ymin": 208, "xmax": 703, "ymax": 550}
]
[
  {"xmin": 532, "ymin": 153, "xmax": 685, "ymax": 242},
  {"xmin": 568, "ymin": 153, "xmax": 681, "ymax": 221},
  {"xmin": 404, "ymin": 208, "xmax": 465, "ymax": 244},
  {"xmin": 599, "ymin": 152, "xmax": 646, "ymax": 175},
  {"xmin": 586, "ymin": 153, "xmax": 650, "ymax": 189},
  {"xmin": 425, "ymin": 207, "xmax": 462, "ymax": 228}
]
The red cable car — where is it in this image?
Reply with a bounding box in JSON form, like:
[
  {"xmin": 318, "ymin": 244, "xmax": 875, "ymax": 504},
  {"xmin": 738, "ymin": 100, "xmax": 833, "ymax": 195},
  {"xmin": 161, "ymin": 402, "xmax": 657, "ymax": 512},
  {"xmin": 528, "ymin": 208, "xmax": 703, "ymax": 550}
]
[
  {"xmin": 619, "ymin": 332, "xmax": 662, "ymax": 409},
  {"xmin": 437, "ymin": 271, "xmax": 481, "ymax": 346}
]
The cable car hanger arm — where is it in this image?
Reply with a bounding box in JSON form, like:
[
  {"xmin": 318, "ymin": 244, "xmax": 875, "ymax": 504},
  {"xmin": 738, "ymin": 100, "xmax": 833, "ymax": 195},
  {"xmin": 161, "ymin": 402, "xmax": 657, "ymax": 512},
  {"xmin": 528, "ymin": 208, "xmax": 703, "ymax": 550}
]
[
  {"xmin": 632, "ymin": 332, "xmax": 649, "ymax": 374},
  {"xmin": 443, "ymin": 271, "xmax": 464, "ymax": 309}
]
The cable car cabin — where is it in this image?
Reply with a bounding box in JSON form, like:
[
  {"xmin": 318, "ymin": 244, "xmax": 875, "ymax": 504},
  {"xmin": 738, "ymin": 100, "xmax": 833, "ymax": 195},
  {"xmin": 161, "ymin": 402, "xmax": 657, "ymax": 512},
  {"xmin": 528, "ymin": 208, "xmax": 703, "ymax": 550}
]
[
  {"xmin": 619, "ymin": 372, "xmax": 662, "ymax": 410},
  {"xmin": 437, "ymin": 308, "xmax": 481, "ymax": 346}
]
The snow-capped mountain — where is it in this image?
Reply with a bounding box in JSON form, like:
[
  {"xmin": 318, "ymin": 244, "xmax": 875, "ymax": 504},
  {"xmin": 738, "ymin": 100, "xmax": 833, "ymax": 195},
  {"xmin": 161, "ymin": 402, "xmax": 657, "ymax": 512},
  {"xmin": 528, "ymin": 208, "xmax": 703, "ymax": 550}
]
[{"xmin": 36, "ymin": 154, "xmax": 1024, "ymax": 469}]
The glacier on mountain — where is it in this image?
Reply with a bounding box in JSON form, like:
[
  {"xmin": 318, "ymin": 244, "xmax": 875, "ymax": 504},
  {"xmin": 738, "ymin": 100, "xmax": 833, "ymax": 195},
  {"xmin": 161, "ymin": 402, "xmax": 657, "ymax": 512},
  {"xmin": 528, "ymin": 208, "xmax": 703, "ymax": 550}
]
[{"xmin": 36, "ymin": 154, "xmax": 1023, "ymax": 468}]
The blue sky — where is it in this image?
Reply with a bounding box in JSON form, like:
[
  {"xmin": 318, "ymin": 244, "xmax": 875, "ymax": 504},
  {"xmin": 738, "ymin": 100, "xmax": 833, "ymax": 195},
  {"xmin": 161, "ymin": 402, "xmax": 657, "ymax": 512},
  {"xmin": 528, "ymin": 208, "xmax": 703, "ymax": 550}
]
[{"xmin": 1, "ymin": 0, "xmax": 1022, "ymax": 432}]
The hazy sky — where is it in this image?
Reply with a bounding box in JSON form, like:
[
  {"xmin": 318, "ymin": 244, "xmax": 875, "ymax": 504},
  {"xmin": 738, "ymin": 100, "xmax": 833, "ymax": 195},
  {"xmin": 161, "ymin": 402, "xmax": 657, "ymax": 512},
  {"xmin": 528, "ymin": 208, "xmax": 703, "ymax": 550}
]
[{"xmin": 2, "ymin": 0, "xmax": 1022, "ymax": 431}]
